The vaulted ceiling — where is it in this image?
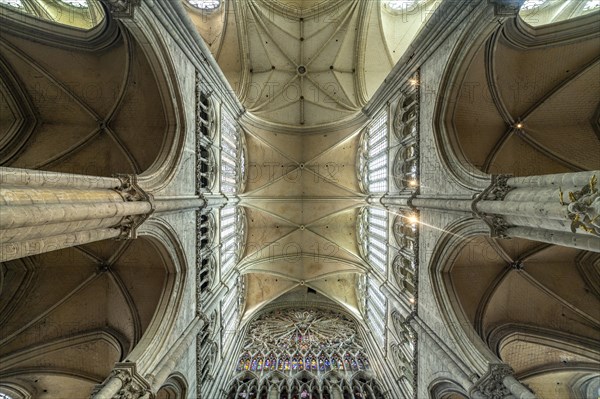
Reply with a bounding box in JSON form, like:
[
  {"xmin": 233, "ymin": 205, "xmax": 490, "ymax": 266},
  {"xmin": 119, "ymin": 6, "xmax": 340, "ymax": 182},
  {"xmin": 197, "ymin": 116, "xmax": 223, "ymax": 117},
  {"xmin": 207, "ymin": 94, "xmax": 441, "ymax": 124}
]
[
  {"xmin": 188, "ymin": 0, "xmax": 433, "ymax": 321},
  {"xmin": 449, "ymin": 236, "xmax": 600, "ymax": 398},
  {"xmin": 450, "ymin": 19, "xmax": 600, "ymax": 176}
]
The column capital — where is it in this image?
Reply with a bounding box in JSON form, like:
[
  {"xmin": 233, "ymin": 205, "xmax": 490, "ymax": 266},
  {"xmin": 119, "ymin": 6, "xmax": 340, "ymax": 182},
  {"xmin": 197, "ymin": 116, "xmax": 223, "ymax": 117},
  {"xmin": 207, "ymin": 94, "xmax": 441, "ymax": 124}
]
[
  {"xmin": 101, "ymin": 0, "xmax": 141, "ymax": 19},
  {"xmin": 114, "ymin": 174, "xmax": 151, "ymax": 203},
  {"xmin": 113, "ymin": 175, "xmax": 154, "ymax": 240},
  {"xmin": 486, "ymin": 174, "xmax": 513, "ymax": 201},
  {"xmin": 92, "ymin": 362, "xmax": 153, "ymax": 399},
  {"xmin": 488, "ymin": 0, "xmax": 523, "ymax": 16},
  {"xmin": 470, "ymin": 363, "xmax": 513, "ymax": 399}
]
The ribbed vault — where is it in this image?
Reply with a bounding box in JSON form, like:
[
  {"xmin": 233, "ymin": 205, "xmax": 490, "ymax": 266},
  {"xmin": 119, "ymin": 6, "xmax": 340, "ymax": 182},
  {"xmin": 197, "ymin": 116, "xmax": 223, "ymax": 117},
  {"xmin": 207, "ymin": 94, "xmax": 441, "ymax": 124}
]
[
  {"xmin": 450, "ymin": 15, "xmax": 600, "ymax": 176},
  {"xmin": 189, "ymin": 0, "xmax": 434, "ymax": 324},
  {"xmin": 0, "ymin": 28, "xmax": 168, "ymax": 176},
  {"xmin": 191, "ymin": 0, "xmax": 434, "ymax": 127},
  {"xmin": 239, "ymin": 120, "xmax": 367, "ymax": 320},
  {"xmin": 0, "ymin": 237, "xmax": 171, "ymax": 397},
  {"xmin": 449, "ymin": 236, "xmax": 600, "ymax": 397}
]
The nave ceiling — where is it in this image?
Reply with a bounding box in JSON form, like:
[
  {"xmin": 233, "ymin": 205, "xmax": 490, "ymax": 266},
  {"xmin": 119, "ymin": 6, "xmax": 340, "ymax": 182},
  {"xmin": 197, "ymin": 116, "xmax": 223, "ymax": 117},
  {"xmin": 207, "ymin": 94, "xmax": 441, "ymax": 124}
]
[{"xmin": 188, "ymin": 0, "xmax": 434, "ymax": 321}]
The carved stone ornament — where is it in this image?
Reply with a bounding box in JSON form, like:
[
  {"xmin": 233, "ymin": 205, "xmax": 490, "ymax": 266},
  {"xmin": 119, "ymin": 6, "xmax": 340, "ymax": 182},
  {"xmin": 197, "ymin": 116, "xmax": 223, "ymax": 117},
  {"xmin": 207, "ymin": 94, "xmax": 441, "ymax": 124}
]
[
  {"xmin": 115, "ymin": 214, "xmax": 147, "ymax": 240},
  {"xmin": 472, "ymin": 364, "xmax": 513, "ymax": 399},
  {"xmin": 489, "ymin": 0, "xmax": 521, "ymax": 16},
  {"xmin": 114, "ymin": 174, "xmax": 150, "ymax": 202},
  {"xmin": 560, "ymin": 175, "xmax": 600, "ymax": 236},
  {"xmin": 101, "ymin": 0, "xmax": 141, "ymax": 18},
  {"xmin": 113, "ymin": 174, "xmax": 154, "ymax": 239},
  {"xmin": 489, "ymin": 215, "xmax": 510, "ymax": 239},
  {"xmin": 486, "ymin": 174, "xmax": 512, "ymax": 201},
  {"xmin": 92, "ymin": 363, "xmax": 153, "ymax": 399}
]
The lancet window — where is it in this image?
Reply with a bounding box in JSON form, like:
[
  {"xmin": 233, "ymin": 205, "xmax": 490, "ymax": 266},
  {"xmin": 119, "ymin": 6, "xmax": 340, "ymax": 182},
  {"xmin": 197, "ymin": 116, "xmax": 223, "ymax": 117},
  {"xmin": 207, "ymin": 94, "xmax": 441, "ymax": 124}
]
[
  {"xmin": 366, "ymin": 279, "xmax": 387, "ymax": 347},
  {"xmin": 220, "ymin": 206, "xmax": 245, "ymax": 276},
  {"xmin": 221, "ymin": 111, "xmax": 244, "ymax": 195}
]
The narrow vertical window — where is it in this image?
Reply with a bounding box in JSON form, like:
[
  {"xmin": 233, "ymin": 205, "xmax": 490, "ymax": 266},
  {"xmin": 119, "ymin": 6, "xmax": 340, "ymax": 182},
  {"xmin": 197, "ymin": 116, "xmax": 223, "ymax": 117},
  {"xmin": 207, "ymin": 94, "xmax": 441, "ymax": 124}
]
[{"xmin": 367, "ymin": 279, "xmax": 387, "ymax": 347}]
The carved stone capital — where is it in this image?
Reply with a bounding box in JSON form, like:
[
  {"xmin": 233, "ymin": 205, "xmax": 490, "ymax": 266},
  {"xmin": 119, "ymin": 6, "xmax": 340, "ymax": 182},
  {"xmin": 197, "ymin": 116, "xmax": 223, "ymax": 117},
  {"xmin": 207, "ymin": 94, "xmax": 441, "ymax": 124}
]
[
  {"xmin": 471, "ymin": 363, "xmax": 513, "ymax": 399},
  {"xmin": 486, "ymin": 174, "xmax": 513, "ymax": 201},
  {"xmin": 486, "ymin": 215, "xmax": 511, "ymax": 239},
  {"xmin": 115, "ymin": 214, "xmax": 147, "ymax": 240},
  {"xmin": 113, "ymin": 175, "xmax": 153, "ymax": 239},
  {"xmin": 93, "ymin": 363, "xmax": 153, "ymax": 399},
  {"xmin": 489, "ymin": 0, "xmax": 523, "ymax": 16},
  {"xmin": 101, "ymin": 0, "xmax": 141, "ymax": 19},
  {"xmin": 114, "ymin": 174, "xmax": 149, "ymax": 202}
]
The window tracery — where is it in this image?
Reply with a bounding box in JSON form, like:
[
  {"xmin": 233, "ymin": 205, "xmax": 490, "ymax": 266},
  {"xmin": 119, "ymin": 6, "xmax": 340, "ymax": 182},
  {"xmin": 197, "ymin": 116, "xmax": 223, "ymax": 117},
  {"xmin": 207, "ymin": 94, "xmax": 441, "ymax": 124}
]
[
  {"xmin": 358, "ymin": 207, "xmax": 389, "ymax": 276},
  {"xmin": 187, "ymin": 0, "xmax": 220, "ymax": 10},
  {"xmin": 0, "ymin": 0, "xmax": 23, "ymax": 8},
  {"xmin": 391, "ymin": 311, "xmax": 417, "ymax": 397},
  {"xmin": 197, "ymin": 315, "xmax": 218, "ymax": 398},
  {"xmin": 392, "ymin": 81, "xmax": 419, "ymax": 192},
  {"xmin": 221, "ymin": 111, "xmax": 245, "ymax": 195},
  {"xmin": 235, "ymin": 309, "xmax": 371, "ymax": 376},
  {"xmin": 59, "ymin": 0, "xmax": 88, "ymax": 7},
  {"xmin": 366, "ymin": 279, "xmax": 387, "ymax": 347},
  {"xmin": 519, "ymin": 0, "xmax": 599, "ymax": 26},
  {"xmin": 220, "ymin": 206, "xmax": 246, "ymax": 276},
  {"xmin": 358, "ymin": 112, "xmax": 388, "ymax": 194},
  {"xmin": 228, "ymin": 309, "xmax": 385, "ymax": 399},
  {"xmin": 391, "ymin": 211, "xmax": 418, "ymax": 301},
  {"xmin": 384, "ymin": 0, "xmax": 421, "ymax": 13},
  {"xmin": 222, "ymin": 281, "xmax": 239, "ymax": 347}
]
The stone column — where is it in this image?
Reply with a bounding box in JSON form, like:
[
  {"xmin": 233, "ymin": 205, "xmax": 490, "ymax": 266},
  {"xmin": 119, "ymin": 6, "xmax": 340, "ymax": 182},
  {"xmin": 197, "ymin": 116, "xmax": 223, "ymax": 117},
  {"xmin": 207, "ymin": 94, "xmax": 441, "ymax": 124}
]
[
  {"xmin": 0, "ymin": 167, "xmax": 206, "ymax": 262},
  {"xmin": 473, "ymin": 172, "xmax": 600, "ymax": 251},
  {"xmin": 91, "ymin": 363, "xmax": 152, "ymax": 399},
  {"xmin": 146, "ymin": 313, "xmax": 207, "ymax": 391},
  {"xmin": 409, "ymin": 315, "xmax": 475, "ymax": 390},
  {"xmin": 470, "ymin": 364, "xmax": 536, "ymax": 399}
]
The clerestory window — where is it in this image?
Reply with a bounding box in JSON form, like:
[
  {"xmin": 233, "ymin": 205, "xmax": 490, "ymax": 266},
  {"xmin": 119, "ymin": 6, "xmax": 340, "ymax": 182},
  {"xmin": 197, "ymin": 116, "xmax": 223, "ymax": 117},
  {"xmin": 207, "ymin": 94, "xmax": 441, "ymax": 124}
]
[{"xmin": 366, "ymin": 278, "xmax": 387, "ymax": 347}]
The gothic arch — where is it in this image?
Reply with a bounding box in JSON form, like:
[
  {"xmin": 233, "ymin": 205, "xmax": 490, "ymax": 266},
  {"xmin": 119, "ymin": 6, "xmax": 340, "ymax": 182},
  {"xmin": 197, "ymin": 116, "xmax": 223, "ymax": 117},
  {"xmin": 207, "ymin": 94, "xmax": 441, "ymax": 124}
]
[
  {"xmin": 156, "ymin": 372, "xmax": 188, "ymax": 399},
  {"xmin": 0, "ymin": 221, "xmax": 186, "ymax": 397},
  {"xmin": 0, "ymin": 8, "xmax": 187, "ymax": 191},
  {"xmin": 431, "ymin": 217, "xmax": 600, "ymax": 398},
  {"xmin": 439, "ymin": 8, "xmax": 600, "ymax": 180},
  {"xmin": 428, "ymin": 217, "xmax": 500, "ymax": 374},
  {"xmin": 432, "ymin": 4, "xmax": 499, "ymax": 192},
  {"xmin": 126, "ymin": 218, "xmax": 189, "ymax": 369},
  {"xmin": 0, "ymin": 0, "xmax": 117, "ymax": 51},
  {"xmin": 429, "ymin": 378, "xmax": 469, "ymax": 399}
]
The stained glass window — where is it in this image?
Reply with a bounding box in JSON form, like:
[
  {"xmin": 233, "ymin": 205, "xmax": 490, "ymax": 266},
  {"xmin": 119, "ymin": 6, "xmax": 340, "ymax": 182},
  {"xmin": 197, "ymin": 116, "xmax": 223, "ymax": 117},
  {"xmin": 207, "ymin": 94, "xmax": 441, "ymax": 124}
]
[
  {"xmin": 187, "ymin": 0, "xmax": 220, "ymax": 10},
  {"xmin": 228, "ymin": 309, "xmax": 385, "ymax": 399},
  {"xmin": 234, "ymin": 309, "xmax": 371, "ymax": 376},
  {"xmin": 0, "ymin": 0, "xmax": 23, "ymax": 8}
]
